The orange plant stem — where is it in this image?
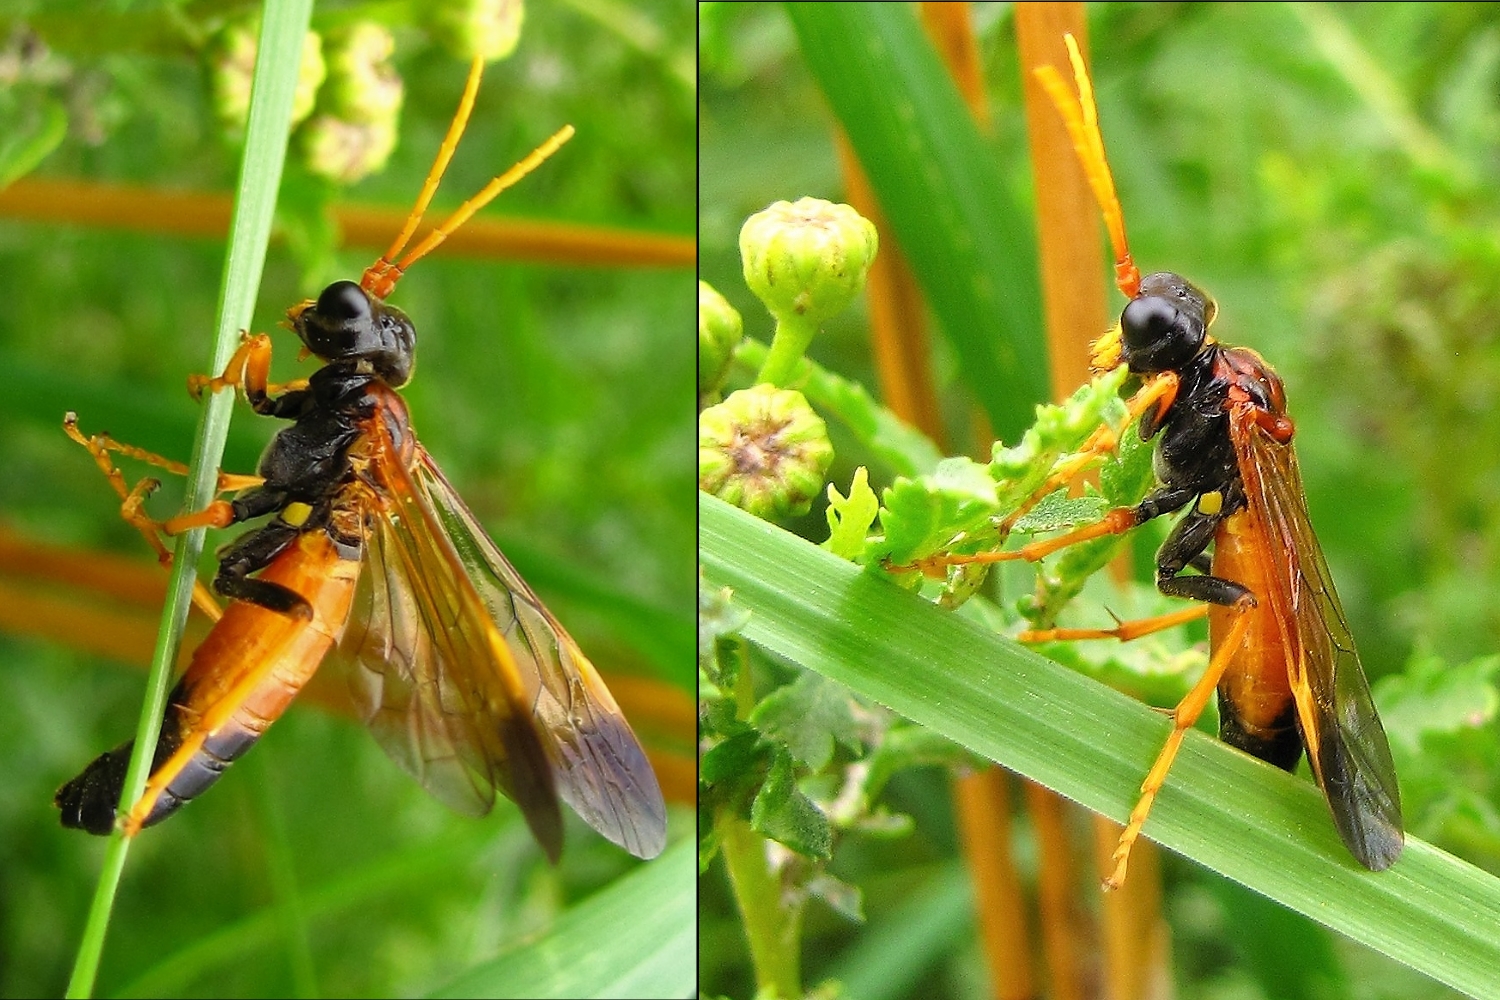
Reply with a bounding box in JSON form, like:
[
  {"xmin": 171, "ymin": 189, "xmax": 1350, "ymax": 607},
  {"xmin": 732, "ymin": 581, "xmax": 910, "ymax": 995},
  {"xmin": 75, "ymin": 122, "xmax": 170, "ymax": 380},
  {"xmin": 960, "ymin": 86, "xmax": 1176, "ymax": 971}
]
[
  {"xmin": 954, "ymin": 768, "xmax": 1036, "ymax": 999},
  {"xmin": 0, "ymin": 177, "xmax": 695, "ymax": 268},
  {"xmin": 1016, "ymin": 6, "xmax": 1171, "ymax": 998},
  {"xmin": 1024, "ymin": 779, "xmax": 1086, "ymax": 1000}
]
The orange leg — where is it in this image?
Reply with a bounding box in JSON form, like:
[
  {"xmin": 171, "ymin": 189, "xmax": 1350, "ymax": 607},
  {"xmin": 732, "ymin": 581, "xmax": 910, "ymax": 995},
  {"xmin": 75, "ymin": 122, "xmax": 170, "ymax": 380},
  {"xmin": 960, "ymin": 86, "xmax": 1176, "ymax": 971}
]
[
  {"xmin": 1019, "ymin": 602, "xmax": 1209, "ymax": 643},
  {"xmin": 63, "ymin": 414, "xmax": 266, "ymax": 622},
  {"xmin": 188, "ymin": 331, "xmax": 310, "ymax": 404},
  {"xmin": 895, "ymin": 372, "xmax": 1180, "ymax": 578},
  {"xmin": 1101, "ymin": 594, "xmax": 1256, "ymax": 890},
  {"xmin": 161, "ymin": 502, "xmax": 238, "ymax": 535},
  {"xmin": 187, "ymin": 332, "xmax": 272, "ymax": 401},
  {"xmin": 907, "ymin": 506, "xmax": 1140, "ymax": 577},
  {"xmin": 995, "ymin": 372, "xmax": 1178, "ymax": 534}
]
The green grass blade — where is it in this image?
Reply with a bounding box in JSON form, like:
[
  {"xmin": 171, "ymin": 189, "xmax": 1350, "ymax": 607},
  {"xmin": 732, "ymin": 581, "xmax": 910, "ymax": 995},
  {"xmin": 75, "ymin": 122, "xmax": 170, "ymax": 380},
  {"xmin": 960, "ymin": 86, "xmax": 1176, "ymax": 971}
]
[
  {"xmin": 700, "ymin": 492, "xmax": 1500, "ymax": 998},
  {"xmin": 428, "ymin": 838, "xmax": 695, "ymax": 999},
  {"xmin": 785, "ymin": 1, "xmax": 1047, "ymax": 440},
  {"xmin": 64, "ymin": 3, "xmax": 311, "ymax": 996}
]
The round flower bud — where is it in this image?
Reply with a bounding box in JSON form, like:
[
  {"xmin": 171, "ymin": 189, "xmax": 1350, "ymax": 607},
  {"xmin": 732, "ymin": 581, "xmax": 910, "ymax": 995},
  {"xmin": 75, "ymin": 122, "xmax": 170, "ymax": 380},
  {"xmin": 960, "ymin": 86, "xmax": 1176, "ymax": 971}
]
[
  {"xmin": 700, "ymin": 385, "xmax": 834, "ymax": 521},
  {"xmin": 739, "ymin": 197, "xmax": 878, "ymax": 327},
  {"xmin": 699, "ymin": 280, "xmax": 743, "ymax": 402},
  {"xmin": 209, "ymin": 23, "xmax": 325, "ymax": 135},
  {"xmin": 323, "ymin": 22, "xmax": 403, "ymax": 124},
  {"xmin": 299, "ymin": 113, "xmax": 398, "ymax": 184},
  {"xmin": 427, "ymin": 0, "xmax": 525, "ymax": 63}
]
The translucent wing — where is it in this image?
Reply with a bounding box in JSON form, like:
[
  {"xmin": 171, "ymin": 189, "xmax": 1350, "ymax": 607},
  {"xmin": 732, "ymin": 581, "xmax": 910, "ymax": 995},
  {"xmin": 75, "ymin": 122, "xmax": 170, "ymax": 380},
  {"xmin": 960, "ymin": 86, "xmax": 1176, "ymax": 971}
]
[
  {"xmin": 331, "ymin": 417, "xmax": 666, "ymax": 860},
  {"xmin": 331, "ymin": 421, "xmax": 564, "ymax": 861},
  {"xmin": 1231, "ymin": 407, "xmax": 1403, "ymax": 869},
  {"xmin": 410, "ymin": 447, "xmax": 667, "ymax": 860}
]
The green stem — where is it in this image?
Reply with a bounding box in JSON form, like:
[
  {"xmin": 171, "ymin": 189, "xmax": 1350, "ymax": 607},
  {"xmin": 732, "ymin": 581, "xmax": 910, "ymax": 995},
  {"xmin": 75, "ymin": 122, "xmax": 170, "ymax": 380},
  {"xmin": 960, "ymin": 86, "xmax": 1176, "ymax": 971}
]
[
  {"xmin": 756, "ymin": 313, "xmax": 820, "ymax": 386},
  {"xmin": 717, "ymin": 814, "xmax": 804, "ymax": 1000},
  {"xmin": 63, "ymin": 3, "xmax": 310, "ymax": 996}
]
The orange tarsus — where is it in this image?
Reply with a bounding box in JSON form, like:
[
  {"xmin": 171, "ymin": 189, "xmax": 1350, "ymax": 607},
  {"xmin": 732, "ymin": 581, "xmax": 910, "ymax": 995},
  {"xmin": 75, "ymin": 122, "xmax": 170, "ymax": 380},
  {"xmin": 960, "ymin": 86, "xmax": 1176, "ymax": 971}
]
[
  {"xmin": 62, "ymin": 414, "xmax": 229, "ymax": 622},
  {"xmin": 1103, "ymin": 595, "xmax": 1257, "ymax": 890},
  {"xmin": 188, "ymin": 332, "xmax": 274, "ymax": 404},
  {"xmin": 1020, "ymin": 603, "xmax": 1209, "ymax": 644}
]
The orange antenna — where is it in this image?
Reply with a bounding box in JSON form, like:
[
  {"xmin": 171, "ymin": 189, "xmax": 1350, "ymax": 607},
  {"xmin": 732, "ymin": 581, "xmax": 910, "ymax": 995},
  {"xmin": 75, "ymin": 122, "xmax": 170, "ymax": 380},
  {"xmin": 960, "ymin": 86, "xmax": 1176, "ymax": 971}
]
[
  {"xmin": 360, "ymin": 58, "xmax": 575, "ymax": 301},
  {"xmin": 362, "ymin": 58, "xmax": 486, "ymax": 296},
  {"xmin": 380, "ymin": 125, "xmax": 573, "ymax": 294},
  {"xmin": 1033, "ymin": 33, "xmax": 1140, "ymax": 299}
]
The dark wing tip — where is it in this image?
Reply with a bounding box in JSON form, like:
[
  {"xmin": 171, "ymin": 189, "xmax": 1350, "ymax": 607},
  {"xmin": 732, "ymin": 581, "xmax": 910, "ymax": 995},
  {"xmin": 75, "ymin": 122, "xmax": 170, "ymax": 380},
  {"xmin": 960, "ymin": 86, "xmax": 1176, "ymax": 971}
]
[
  {"xmin": 1362, "ymin": 833, "xmax": 1404, "ymax": 869},
  {"xmin": 501, "ymin": 718, "xmax": 565, "ymax": 865},
  {"xmin": 555, "ymin": 709, "xmax": 668, "ymax": 860},
  {"xmin": 619, "ymin": 789, "xmax": 668, "ymax": 860},
  {"xmin": 1351, "ymin": 822, "xmax": 1404, "ymax": 872},
  {"xmin": 1319, "ymin": 730, "xmax": 1404, "ymax": 873}
]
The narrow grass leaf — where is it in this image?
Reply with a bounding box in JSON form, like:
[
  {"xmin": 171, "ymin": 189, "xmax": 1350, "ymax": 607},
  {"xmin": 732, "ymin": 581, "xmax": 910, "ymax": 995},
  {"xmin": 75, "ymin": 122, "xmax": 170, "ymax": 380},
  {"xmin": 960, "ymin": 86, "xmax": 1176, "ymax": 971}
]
[
  {"xmin": 428, "ymin": 838, "xmax": 695, "ymax": 999},
  {"xmin": 700, "ymin": 492, "xmax": 1500, "ymax": 998},
  {"xmin": 65, "ymin": 3, "xmax": 311, "ymax": 996}
]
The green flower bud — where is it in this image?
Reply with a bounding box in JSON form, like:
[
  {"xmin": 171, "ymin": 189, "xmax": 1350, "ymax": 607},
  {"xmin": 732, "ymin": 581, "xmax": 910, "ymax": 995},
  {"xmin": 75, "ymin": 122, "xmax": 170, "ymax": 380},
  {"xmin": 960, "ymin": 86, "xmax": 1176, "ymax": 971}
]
[
  {"xmin": 699, "ymin": 280, "xmax": 743, "ymax": 403},
  {"xmin": 298, "ymin": 23, "xmax": 403, "ymax": 184},
  {"xmin": 299, "ymin": 113, "xmax": 398, "ymax": 184},
  {"xmin": 208, "ymin": 22, "xmax": 255, "ymax": 134},
  {"xmin": 700, "ymin": 385, "xmax": 834, "ymax": 521},
  {"xmin": 293, "ymin": 31, "xmax": 328, "ymax": 126},
  {"xmin": 209, "ymin": 23, "xmax": 325, "ymax": 136},
  {"xmin": 740, "ymin": 197, "xmax": 878, "ymax": 327},
  {"xmin": 428, "ymin": 0, "xmax": 525, "ymax": 63},
  {"xmin": 323, "ymin": 22, "xmax": 403, "ymax": 124}
]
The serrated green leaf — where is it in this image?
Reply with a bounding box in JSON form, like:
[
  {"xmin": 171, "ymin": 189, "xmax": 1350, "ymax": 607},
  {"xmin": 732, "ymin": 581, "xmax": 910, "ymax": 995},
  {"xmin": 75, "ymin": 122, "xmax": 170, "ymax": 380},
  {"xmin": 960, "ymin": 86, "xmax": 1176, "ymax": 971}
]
[
  {"xmin": 989, "ymin": 366, "xmax": 1130, "ymax": 508},
  {"xmin": 700, "ymin": 577, "xmax": 751, "ymax": 668},
  {"xmin": 751, "ymin": 748, "xmax": 833, "ymax": 859},
  {"xmin": 1099, "ymin": 414, "xmax": 1158, "ymax": 505},
  {"xmin": 824, "ymin": 467, "xmax": 879, "ymax": 561},
  {"xmin": 751, "ymin": 672, "xmax": 863, "ymax": 771},
  {"xmin": 1010, "ymin": 489, "xmax": 1111, "ymax": 534},
  {"xmin": 701, "ymin": 729, "xmax": 769, "ymax": 788},
  {"xmin": 873, "ymin": 457, "xmax": 1001, "ymax": 566}
]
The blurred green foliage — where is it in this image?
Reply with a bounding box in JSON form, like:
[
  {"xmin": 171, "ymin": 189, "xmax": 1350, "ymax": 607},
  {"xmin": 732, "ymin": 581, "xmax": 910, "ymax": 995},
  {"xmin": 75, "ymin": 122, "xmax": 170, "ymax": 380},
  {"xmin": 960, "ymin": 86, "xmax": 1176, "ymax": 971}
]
[
  {"xmin": 701, "ymin": 3, "xmax": 1500, "ymax": 998},
  {"xmin": 0, "ymin": 0, "xmax": 692, "ymax": 996}
]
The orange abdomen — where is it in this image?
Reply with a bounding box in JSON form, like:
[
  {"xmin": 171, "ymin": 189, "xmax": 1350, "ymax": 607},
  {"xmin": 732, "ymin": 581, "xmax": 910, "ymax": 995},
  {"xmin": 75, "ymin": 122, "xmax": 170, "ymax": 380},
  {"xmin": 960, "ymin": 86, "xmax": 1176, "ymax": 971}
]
[
  {"xmin": 56, "ymin": 529, "xmax": 361, "ymax": 836},
  {"xmin": 1210, "ymin": 508, "xmax": 1302, "ymax": 770},
  {"xmin": 132, "ymin": 529, "xmax": 361, "ymax": 827}
]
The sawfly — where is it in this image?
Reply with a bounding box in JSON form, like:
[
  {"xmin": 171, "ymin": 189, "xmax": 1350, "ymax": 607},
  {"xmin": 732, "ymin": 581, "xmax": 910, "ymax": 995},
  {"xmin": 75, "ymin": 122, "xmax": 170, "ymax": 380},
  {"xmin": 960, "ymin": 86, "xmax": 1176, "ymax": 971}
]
[
  {"xmin": 56, "ymin": 57, "xmax": 667, "ymax": 862},
  {"xmin": 903, "ymin": 35, "xmax": 1401, "ymax": 889}
]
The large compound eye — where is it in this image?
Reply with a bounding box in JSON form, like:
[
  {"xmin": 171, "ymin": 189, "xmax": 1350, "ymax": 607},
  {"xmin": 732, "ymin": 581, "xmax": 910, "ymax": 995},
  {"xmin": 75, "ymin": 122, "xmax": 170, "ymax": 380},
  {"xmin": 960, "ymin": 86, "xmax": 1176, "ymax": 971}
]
[
  {"xmin": 1118, "ymin": 291, "xmax": 1205, "ymax": 374},
  {"xmin": 315, "ymin": 280, "xmax": 370, "ymax": 321},
  {"xmin": 1120, "ymin": 295, "xmax": 1178, "ymax": 348}
]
